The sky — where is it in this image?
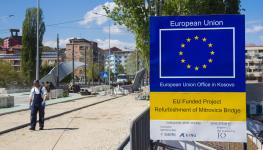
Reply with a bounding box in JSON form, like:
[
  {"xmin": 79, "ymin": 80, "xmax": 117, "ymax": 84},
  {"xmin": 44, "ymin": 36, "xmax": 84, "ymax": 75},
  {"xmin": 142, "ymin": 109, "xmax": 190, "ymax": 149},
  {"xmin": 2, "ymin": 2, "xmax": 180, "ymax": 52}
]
[
  {"xmin": 0, "ymin": 0, "xmax": 135, "ymax": 50},
  {"xmin": 0, "ymin": 0, "xmax": 263, "ymax": 49}
]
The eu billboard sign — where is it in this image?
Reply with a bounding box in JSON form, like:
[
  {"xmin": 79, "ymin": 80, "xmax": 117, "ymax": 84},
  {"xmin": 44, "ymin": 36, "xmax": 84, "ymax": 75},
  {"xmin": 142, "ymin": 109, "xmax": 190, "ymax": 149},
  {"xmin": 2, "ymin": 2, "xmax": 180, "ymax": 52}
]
[{"xmin": 150, "ymin": 15, "xmax": 246, "ymax": 142}]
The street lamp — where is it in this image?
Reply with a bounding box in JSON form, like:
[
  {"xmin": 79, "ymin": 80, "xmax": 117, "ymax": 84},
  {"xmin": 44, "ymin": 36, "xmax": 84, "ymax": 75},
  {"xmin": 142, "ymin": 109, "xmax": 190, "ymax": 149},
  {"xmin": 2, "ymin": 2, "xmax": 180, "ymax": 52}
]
[
  {"xmin": 56, "ymin": 33, "xmax": 60, "ymax": 87},
  {"xmin": 36, "ymin": 0, "xmax": 40, "ymax": 80},
  {"xmin": 93, "ymin": 12, "xmax": 111, "ymax": 88}
]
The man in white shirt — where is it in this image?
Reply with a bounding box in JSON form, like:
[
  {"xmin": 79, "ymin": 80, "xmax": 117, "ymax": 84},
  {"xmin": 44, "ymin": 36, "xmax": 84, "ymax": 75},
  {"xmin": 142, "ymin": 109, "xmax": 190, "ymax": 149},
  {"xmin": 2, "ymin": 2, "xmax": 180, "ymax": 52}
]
[{"xmin": 29, "ymin": 80, "xmax": 47, "ymax": 130}]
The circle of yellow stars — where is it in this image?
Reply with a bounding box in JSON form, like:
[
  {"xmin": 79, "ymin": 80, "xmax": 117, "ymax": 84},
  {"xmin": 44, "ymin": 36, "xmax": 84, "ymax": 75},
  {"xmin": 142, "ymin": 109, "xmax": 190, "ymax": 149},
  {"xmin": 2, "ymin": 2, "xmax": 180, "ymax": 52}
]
[{"xmin": 178, "ymin": 35, "xmax": 215, "ymax": 71}]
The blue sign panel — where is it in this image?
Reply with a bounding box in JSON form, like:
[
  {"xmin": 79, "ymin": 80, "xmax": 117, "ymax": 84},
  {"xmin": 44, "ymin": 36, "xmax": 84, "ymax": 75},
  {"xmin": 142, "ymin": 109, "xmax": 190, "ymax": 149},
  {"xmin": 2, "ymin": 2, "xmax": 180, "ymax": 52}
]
[
  {"xmin": 150, "ymin": 15, "xmax": 245, "ymax": 92},
  {"xmin": 100, "ymin": 72, "xmax": 108, "ymax": 79}
]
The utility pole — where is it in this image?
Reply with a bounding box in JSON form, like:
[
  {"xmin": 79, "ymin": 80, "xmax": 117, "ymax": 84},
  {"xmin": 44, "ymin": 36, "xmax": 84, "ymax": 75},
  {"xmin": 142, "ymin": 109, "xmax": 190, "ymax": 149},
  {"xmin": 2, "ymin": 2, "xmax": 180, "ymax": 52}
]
[
  {"xmin": 84, "ymin": 46, "xmax": 87, "ymax": 85},
  {"xmin": 56, "ymin": 33, "xmax": 59, "ymax": 87},
  {"xmin": 108, "ymin": 22, "xmax": 111, "ymax": 87},
  {"xmin": 92, "ymin": 47, "xmax": 94, "ymax": 86},
  {"xmin": 36, "ymin": 0, "xmax": 40, "ymax": 80},
  {"xmin": 98, "ymin": 50, "xmax": 100, "ymax": 85},
  {"xmin": 93, "ymin": 12, "xmax": 111, "ymax": 89},
  {"xmin": 136, "ymin": 50, "xmax": 139, "ymax": 71},
  {"xmin": 72, "ymin": 42, "xmax": 75, "ymax": 86}
]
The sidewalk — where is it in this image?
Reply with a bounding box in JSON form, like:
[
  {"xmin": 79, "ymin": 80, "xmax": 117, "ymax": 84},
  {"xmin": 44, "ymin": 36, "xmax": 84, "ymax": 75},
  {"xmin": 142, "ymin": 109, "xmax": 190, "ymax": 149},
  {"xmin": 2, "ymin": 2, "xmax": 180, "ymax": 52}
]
[{"xmin": 0, "ymin": 94, "xmax": 149, "ymax": 150}]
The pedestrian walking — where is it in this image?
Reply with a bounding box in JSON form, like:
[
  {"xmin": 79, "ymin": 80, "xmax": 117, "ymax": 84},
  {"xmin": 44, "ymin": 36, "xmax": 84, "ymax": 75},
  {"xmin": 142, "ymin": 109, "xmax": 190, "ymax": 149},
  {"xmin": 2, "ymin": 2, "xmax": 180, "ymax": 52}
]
[{"xmin": 29, "ymin": 80, "xmax": 47, "ymax": 130}]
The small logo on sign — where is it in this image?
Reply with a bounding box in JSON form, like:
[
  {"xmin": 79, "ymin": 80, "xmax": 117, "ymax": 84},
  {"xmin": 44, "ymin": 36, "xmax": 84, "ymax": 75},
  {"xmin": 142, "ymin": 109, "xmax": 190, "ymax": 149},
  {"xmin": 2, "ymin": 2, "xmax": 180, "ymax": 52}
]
[
  {"xmin": 218, "ymin": 132, "xmax": 227, "ymax": 139},
  {"xmin": 179, "ymin": 133, "xmax": 196, "ymax": 138}
]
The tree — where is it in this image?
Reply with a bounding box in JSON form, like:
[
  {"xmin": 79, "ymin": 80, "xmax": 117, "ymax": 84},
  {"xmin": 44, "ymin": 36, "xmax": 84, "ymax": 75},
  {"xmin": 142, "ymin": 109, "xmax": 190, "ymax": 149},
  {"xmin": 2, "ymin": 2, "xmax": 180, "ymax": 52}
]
[
  {"xmin": 21, "ymin": 8, "xmax": 45, "ymax": 83},
  {"xmin": 0, "ymin": 38, "xmax": 3, "ymax": 46},
  {"xmin": 117, "ymin": 64, "xmax": 125, "ymax": 74},
  {"xmin": 104, "ymin": 0, "xmax": 241, "ymax": 71},
  {"xmin": 125, "ymin": 52, "xmax": 137, "ymax": 75},
  {"xmin": 86, "ymin": 63, "xmax": 101, "ymax": 85},
  {"xmin": 0, "ymin": 61, "xmax": 25, "ymax": 87},
  {"xmin": 40, "ymin": 63, "xmax": 54, "ymax": 78},
  {"xmin": 42, "ymin": 45, "xmax": 53, "ymax": 51}
]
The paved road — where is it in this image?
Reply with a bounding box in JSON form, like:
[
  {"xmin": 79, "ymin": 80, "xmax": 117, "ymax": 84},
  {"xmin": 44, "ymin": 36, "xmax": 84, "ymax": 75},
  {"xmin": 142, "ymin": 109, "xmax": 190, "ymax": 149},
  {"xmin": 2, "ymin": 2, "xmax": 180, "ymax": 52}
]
[{"xmin": 0, "ymin": 94, "xmax": 148, "ymax": 150}]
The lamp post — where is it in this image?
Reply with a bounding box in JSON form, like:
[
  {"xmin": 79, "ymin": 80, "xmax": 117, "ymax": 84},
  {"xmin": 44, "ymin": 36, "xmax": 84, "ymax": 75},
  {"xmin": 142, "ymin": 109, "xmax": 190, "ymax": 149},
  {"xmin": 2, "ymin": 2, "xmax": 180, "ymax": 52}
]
[
  {"xmin": 69, "ymin": 41, "xmax": 75, "ymax": 86},
  {"xmin": 56, "ymin": 33, "xmax": 60, "ymax": 87},
  {"xmin": 84, "ymin": 46, "xmax": 87, "ymax": 85},
  {"xmin": 36, "ymin": 0, "xmax": 40, "ymax": 80},
  {"xmin": 93, "ymin": 12, "xmax": 111, "ymax": 88}
]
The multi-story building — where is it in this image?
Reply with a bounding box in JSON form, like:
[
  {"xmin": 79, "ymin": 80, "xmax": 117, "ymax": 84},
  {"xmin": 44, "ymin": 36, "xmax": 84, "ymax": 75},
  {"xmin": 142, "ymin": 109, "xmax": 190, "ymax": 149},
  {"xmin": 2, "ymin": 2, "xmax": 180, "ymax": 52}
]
[
  {"xmin": 104, "ymin": 54, "xmax": 120, "ymax": 74},
  {"xmin": 41, "ymin": 49, "xmax": 65, "ymax": 66},
  {"xmin": 114, "ymin": 50, "xmax": 132, "ymax": 70},
  {"xmin": 246, "ymin": 46, "xmax": 263, "ymax": 83},
  {"xmin": 65, "ymin": 38, "xmax": 104, "ymax": 79},
  {"xmin": 103, "ymin": 47, "xmax": 133, "ymax": 74},
  {"xmin": 0, "ymin": 50, "xmax": 63, "ymax": 71},
  {"xmin": 2, "ymin": 29, "xmax": 22, "ymax": 49},
  {"xmin": 0, "ymin": 29, "xmax": 22, "ymax": 71}
]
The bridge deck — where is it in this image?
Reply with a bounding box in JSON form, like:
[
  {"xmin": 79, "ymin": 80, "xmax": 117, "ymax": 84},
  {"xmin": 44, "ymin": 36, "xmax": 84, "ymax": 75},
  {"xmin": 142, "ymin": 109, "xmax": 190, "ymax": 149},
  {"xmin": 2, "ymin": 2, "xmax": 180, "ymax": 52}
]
[{"xmin": 0, "ymin": 94, "xmax": 148, "ymax": 150}]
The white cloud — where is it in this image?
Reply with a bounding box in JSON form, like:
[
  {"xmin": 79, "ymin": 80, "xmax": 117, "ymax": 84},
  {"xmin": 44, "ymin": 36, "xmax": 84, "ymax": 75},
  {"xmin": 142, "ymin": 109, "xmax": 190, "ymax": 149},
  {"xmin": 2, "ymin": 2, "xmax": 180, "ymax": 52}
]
[
  {"xmin": 102, "ymin": 24, "xmax": 128, "ymax": 34},
  {"xmin": 43, "ymin": 37, "xmax": 74, "ymax": 48},
  {"xmin": 79, "ymin": 2, "xmax": 116, "ymax": 26},
  {"xmin": 96, "ymin": 39, "xmax": 135, "ymax": 50},
  {"xmin": 246, "ymin": 25, "xmax": 263, "ymax": 33}
]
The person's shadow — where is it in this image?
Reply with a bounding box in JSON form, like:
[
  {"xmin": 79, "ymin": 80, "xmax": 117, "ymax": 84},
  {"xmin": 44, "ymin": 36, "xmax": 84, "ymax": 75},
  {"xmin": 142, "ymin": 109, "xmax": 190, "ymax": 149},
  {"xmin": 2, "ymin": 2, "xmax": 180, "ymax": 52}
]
[{"xmin": 43, "ymin": 128, "xmax": 79, "ymax": 131}]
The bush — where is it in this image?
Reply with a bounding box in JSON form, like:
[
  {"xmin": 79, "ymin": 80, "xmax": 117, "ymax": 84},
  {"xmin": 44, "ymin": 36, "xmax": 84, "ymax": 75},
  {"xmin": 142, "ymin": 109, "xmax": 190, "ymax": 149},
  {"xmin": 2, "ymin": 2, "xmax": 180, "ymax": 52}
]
[{"xmin": 0, "ymin": 61, "xmax": 26, "ymax": 88}]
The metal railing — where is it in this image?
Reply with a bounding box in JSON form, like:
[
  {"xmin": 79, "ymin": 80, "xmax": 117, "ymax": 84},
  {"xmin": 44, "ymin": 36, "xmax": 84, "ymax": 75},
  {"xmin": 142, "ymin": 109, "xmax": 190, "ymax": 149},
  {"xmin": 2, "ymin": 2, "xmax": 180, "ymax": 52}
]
[
  {"xmin": 117, "ymin": 136, "xmax": 130, "ymax": 150},
  {"xmin": 247, "ymin": 133, "xmax": 263, "ymax": 150},
  {"xmin": 117, "ymin": 107, "xmax": 150, "ymax": 150},
  {"xmin": 130, "ymin": 107, "xmax": 150, "ymax": 150},
  {"xmin": 117, "ymin": 107, "xmax": 263, "ymax": 150}
]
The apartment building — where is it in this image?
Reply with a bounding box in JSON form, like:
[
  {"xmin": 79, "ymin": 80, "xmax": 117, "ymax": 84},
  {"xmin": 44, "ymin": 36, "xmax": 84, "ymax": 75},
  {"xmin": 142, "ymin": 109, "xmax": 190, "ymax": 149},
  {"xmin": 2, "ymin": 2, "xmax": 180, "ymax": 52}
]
[
  {"xmin": 103, "ymin": 47, "xmax": 133, "ymax": 74},
  {"xmin": 246, "ymin": 46, "xmax": 263, "ymax": 83},
  {"xmin": 65, "ymin": 38, "xmax": 104, "ymax": 78}
]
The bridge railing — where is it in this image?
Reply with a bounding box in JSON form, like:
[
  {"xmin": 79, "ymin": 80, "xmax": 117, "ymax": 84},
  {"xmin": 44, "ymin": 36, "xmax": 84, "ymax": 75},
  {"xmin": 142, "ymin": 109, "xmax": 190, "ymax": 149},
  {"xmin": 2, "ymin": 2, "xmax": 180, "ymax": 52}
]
[{"xmin": 117, "ymin": 107, "xmax": 263, "ymax": 150}]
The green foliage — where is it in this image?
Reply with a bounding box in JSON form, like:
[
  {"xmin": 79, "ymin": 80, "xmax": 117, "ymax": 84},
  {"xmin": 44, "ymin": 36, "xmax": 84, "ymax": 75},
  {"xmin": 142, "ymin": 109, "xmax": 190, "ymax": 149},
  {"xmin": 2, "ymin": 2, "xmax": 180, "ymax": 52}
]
[
  {"xmin": 0, "ymin": 38, "xmax": 3, "ymax": 46},
  {"xmin": 63, "ymin": 90, "xmax": 69, "ymax": 97},
  {"xmin": 21, "ymin": 8, "xmax": 45, "ymax": 83},
  {"xmin": 86, "ymin": 63, "xmax": 103, "ymax": 82},
  {"xmin": 104, "ymin": 0, "xmax": 241, "ymax": 71},
  {"xmin": 104, "ymin": 67, "xmax": 114, "ymax": 81},
  {"xmin": 0, "ymin": 61, "xmax": 26, "ymax": 87},
  {"xmin": 42, "ymin": 46, "xmax": 54, "ymax": 51},
  {"xmin": 125, "ymin": 52, "xmax": 137, "ymax": 75},
  {"xmin": 40, "ymin": 64, "xmax": 55, "ymax": 78},
  {"xmin": 117, "ymin": 64, "xmax": 125, "ymax": 74},
  {"xmin": 61, "ymin": 73, "xmax": 72, "ymax": 83}
]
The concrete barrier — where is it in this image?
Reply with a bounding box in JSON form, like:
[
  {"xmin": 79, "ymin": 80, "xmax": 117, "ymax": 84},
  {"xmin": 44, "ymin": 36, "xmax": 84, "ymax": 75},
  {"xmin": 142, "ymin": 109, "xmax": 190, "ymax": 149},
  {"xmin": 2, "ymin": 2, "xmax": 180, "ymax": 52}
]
[
  {"xmin": 0, "ymin": 88, "xmax": 30, "ymax": 94},
  {"xmin": 49, "ymin": 89, "xmax": 64, "ymax": 99},
  {"xmin": 0, "ymin": 88, "xmax": 7, "ymax": 94},
  {"xmin": 0, "ymin": 96, "xmax": 14, "ymax": 108}
]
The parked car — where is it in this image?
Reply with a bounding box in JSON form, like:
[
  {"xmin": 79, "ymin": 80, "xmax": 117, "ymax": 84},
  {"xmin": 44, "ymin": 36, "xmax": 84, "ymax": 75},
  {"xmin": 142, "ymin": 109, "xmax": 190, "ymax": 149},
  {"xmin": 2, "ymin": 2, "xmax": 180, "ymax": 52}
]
[{"xmin": 116, "ymin": 74, "xmax": 128, "ymax": 84}]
